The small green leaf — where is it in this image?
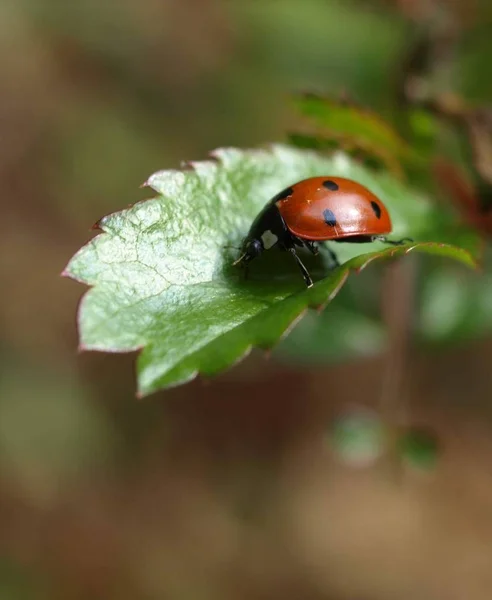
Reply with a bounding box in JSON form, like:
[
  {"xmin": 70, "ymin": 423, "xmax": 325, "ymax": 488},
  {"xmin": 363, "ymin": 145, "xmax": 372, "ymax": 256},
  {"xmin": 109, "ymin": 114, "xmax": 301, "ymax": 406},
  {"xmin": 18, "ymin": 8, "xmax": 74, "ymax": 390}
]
[
  {"xmin": 287, "ymin": 132, "xmax": 389, "ymax": 173},
  {"xmin": 64, "ymin": 145, "xmax": 479, "ymax": 396},
  {"xmin": 398, "ymin": 428, "xmax": 439, "ymax": 470},
  {"xmin": 291, "ymin": 93, "xmax": 421, "ymax": 176},
  {"xmin": 329, "ymin": 411, "xmax": 386, "ymax": 466}
]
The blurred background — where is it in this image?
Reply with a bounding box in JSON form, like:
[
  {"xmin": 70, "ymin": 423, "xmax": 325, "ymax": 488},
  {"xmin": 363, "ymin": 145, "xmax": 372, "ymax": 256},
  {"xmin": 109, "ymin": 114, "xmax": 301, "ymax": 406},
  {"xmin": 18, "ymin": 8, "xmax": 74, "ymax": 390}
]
[{"xmin": 2, "ymin": 0, "xmax": 492, "ymax": 598}]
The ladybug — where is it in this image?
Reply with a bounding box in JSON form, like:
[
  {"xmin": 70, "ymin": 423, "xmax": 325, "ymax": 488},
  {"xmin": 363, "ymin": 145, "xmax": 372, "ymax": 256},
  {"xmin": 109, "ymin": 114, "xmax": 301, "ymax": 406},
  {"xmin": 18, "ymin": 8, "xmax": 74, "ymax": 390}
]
[{"xmin": 234, "ymin": 176, "xmax": 411, "ymax": 287}]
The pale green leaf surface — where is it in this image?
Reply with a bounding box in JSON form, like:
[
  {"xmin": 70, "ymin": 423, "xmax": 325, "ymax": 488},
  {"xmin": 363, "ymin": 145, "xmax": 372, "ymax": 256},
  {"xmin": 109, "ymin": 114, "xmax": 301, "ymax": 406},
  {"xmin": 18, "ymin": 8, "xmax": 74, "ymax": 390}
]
[{"xmin": 64, "ymin": 145, "xmax": 478, "ymax": 396}]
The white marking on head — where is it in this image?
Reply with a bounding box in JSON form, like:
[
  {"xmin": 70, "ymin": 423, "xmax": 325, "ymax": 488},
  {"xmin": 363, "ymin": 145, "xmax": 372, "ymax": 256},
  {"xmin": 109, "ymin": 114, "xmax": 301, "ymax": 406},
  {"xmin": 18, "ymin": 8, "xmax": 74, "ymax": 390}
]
[{"xmin": 261, "ymin": 230, "xmax": 278, "ymax": 249}]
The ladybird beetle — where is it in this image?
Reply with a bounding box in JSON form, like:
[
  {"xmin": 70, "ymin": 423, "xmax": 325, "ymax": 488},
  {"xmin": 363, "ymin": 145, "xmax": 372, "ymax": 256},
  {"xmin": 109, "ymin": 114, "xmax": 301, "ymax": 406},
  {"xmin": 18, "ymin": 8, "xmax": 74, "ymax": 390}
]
[{"xmin": 234, "ymin": 176, "xmax": 411, "ymax": 287}]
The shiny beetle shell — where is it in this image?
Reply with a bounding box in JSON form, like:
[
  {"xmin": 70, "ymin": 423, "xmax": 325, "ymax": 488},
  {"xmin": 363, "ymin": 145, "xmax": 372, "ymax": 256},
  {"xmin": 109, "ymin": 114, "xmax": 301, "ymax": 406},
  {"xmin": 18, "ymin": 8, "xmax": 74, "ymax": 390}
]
[{"xmin": 274, "ymin": 176, "xmax": 392, "ymax": 241}]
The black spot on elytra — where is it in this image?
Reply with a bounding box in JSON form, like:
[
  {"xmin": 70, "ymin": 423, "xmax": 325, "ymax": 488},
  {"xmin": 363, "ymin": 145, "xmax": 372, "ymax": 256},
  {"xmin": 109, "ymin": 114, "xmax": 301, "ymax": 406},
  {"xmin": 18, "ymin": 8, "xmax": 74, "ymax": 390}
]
[
  {"xmin": 274, "ymin": 186, "xmax": 293, "ymax": 201},
  {"xmin": 323, "ymin": 180, "xmax": 339, "ymax": 191},
  {"xmin": 323, "ymin": 209, "xmax": 337, "ymax": 227},
  {"xmin": 370, "ymin": 201, "xmax": 381, "ymax": 219}
]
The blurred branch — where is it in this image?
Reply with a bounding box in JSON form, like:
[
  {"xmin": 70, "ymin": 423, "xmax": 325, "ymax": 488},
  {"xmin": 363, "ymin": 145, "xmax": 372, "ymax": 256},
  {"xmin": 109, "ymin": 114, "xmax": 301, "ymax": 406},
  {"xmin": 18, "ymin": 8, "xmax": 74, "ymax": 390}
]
[{"xmin": 380, "ymin": 258, "xmax": 417, "ymax": 478}]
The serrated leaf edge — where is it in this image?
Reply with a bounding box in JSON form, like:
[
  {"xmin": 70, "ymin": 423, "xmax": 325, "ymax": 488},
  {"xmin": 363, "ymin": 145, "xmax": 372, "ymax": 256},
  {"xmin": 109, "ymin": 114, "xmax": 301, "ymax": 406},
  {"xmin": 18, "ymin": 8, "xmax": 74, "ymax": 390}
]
[
  {"xmin": 137, "ymin": 241, "xmax": 478, "ymax": 397},
  {"xmin": 61, "ymin": 145, "xmax": 480, "ymax": 398}
]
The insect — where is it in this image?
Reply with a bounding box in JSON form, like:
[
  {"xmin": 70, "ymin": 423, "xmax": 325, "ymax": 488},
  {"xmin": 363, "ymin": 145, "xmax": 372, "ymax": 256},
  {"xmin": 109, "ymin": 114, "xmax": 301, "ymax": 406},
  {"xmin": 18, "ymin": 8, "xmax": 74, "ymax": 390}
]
[{"xmin": 234, "ymin": 176, "xmax": 412, "ymax": 287}]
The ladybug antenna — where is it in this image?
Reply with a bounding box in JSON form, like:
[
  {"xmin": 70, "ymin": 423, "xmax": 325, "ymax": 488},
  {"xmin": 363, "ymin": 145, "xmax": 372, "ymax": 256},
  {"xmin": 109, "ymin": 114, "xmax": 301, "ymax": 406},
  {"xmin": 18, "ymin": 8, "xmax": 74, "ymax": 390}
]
[{"xmin": 232, "ymin": 253, "xmax": 247, "ymax": 267}]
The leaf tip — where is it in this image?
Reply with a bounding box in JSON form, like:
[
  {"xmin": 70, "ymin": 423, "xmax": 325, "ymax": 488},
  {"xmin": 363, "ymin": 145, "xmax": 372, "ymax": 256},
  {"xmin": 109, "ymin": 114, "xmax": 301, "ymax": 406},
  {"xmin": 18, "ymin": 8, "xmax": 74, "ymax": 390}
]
[
  {"xmin": 141, "ymin": 173, "xmax": 159, "ymax": 189},
  {"xmin": 61, "ymin": 265, "xmax": 88, "ymax": 286},
  {"xmin": 60, "ymin": 261, "xmax": 86, "ymax": 284},
  {"xmin": 474, "ymin": 256, "xmax": 485, "ymax": 274}
]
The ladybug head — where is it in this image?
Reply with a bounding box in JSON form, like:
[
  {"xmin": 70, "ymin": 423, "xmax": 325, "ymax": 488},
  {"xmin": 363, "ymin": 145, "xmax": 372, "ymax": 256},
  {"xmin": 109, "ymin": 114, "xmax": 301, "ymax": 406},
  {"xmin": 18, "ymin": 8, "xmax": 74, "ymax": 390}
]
[{"xmin": 233, "ymin": 237, "xmax": 263, "ymax": 267}]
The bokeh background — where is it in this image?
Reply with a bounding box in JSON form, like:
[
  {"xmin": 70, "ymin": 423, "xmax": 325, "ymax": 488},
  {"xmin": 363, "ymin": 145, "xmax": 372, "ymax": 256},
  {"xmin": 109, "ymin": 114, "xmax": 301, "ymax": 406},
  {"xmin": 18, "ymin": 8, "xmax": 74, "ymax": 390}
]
[{"xmin": 2, "ymin": 0, "xmax": 492, "ymax": 598}]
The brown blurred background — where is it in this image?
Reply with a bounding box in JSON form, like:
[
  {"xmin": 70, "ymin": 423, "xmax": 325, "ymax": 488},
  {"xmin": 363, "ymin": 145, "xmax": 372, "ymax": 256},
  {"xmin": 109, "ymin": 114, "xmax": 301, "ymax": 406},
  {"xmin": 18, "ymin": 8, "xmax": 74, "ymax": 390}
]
[{"xmin": 2, "ymin": 1, "xmax": 492, "ymax": 598}]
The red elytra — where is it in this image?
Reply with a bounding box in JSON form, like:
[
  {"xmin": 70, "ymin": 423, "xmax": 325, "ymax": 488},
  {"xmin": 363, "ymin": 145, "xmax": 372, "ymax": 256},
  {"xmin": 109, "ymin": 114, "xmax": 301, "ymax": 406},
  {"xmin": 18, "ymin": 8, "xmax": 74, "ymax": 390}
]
[
  {"xmin": 234, "ymin": 176, "xmax": 410, "ymax": 288},
  {"xmin": 275, "ymin": 176, "xmax": 392, "ymax": 240}
]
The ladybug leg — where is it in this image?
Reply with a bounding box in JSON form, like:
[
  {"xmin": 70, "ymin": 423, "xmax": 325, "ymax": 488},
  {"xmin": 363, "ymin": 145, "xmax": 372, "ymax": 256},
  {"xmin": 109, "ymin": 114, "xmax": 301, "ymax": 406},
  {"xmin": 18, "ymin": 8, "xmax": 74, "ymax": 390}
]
[
  {"xmin": 305, "ymin": 240, "xmax": 339, "ymax": 268},
  {"xmin": 372, "ymin": 236, "xmax": 413, "ymax": 246},
  {"xmin": 286, "ymin": 247, "xmax": 313, "ymax": 288},
  {"xmin": 304, "ymin": 241, "xmax": 319, "ymax": 256}
]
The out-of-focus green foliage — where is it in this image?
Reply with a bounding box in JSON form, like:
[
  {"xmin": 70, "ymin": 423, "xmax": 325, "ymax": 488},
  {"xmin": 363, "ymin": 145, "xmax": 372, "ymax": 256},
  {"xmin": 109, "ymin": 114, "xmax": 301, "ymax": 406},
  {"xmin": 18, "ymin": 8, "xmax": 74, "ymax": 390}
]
[
  {"xmin": 399, "ymin": 428, "xmax": 439, "ymax": 470},
  {"xmin": 329, "ymin": 410, "xmax": 386, "ymax": 466},
  {"xmin": 290, "ymin": 93, "xmax": 418, "ymax": 176}
]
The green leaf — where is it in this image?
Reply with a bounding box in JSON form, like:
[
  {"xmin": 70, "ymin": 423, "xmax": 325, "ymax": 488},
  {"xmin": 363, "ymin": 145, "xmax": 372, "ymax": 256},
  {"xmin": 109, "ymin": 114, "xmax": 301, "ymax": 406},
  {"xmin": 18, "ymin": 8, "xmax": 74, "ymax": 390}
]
[
  {"xmin": 63, "ymin": 145, "xmax": 479, "ymax": 396},
  {"xmin": 329, "ymin": 410, "xmax": 386, "ymax": 466},
  {"xmin": 291, "ymin": 93, "xmax": 421, "ymax": 176},
  {"xmin": 398, "ymin": 428, "xmax": 439, "ymax": 470},
  {"xmin": 287, "ymin": 132, "xmax": 389, "ymax": 173}
]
